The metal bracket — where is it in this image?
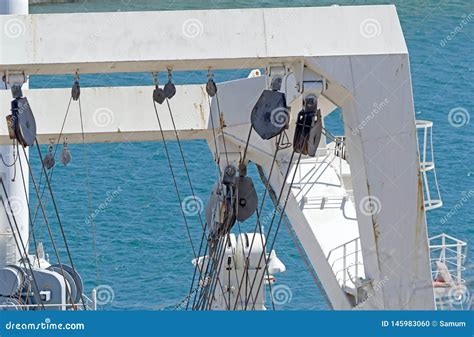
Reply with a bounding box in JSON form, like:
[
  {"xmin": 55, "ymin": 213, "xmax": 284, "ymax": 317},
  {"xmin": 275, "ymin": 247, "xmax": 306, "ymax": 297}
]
[
  {"xmin": 2, "ymin": 71, "xmax": 27, "ymax": 99},
  {"xmin": 291, "ymin": 59, "xmax": 304, "ymax": 93},
  {"xmin": 302, "ymin": 69, "xmax": 326, "ymax": 98},
  {"xmin": 299, "ymin": 69, "xmax": 327, "ymax": 115},
  {"xmin": 265, "ymin": 65, "xmax": 288, "ymax": 91}
]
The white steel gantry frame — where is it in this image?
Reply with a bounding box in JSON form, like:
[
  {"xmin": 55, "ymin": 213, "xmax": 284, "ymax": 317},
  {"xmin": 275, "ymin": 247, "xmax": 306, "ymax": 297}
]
[{"xmin": 0, "ymin": 5, "xmax": 435, "ymax": 310}]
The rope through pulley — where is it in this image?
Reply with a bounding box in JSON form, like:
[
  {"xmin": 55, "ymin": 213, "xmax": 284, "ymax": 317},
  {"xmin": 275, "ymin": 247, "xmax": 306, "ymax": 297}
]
[
  {"xmin": 7, "ymin": 81, "xmax": 36, "ymax": 148},
  {"xmin": 293, "ymin": 94, "xmax": 323, "ymax": 156},
  {"xmin": 250, "ymin": 75, "xmax": 289, "ymax": 140}
]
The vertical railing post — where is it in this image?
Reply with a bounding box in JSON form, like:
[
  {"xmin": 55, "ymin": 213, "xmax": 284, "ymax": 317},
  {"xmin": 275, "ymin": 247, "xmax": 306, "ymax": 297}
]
[
  {"xmin": 441, "ymin": 235, "xmax": 445, "ymax": 262},
  {"xmin": 355, "ymin": 239, "xmax": 359, "ymax": 278},
  {"xmin": 92, "ymin": 288, "xmax": 97, "ymax": 310},
  {"xmin": 456, "ymin": 243, "xmax": 462, "ymax": 284},
  {"xmin": 342, "ymin": 244, "xmax": 346, "ymax": 287}
]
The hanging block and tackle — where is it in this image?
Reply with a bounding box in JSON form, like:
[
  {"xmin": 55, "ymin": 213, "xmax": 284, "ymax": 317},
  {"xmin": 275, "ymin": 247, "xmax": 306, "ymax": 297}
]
[
  {"xmin": 235, "ymin": 163, "xmax": 258, "ymax": 222},
  {"xmin": 293, "ymin": 71, "xmax": 326, "ymax": 157},
  {"xmin": 251, "ymin": 65, "xmax": 289, "ymax": 140},
  {"xmin": 4, "ymin": 72, "xmax": 36, "ymax": 147}
]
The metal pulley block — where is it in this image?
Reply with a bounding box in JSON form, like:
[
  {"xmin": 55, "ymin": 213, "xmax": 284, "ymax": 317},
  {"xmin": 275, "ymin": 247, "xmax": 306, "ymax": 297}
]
[
  {"xmin": 71, "ymin": 79, "xmax": 80, "ymax": 101},
  {"xmin": 206, "ymin": 77, "xmax": 217, "ymax": 97},
  {"xmin": 234, "ymin": 163, "xmax": 258, "ymax": 222},
  {"xmin": 9, "ymin": 97, "xmax": 37, "ymax": 147},
  {"xmin": 251, "ymin": 76, "xmax": 288, "ymax": 140},
  {"xmin": 219, "ymin": 166, "xmax": 238, "ymax": 232},
  {"xmin": 236, "ymin": 175, "xmax": 258, "ymax": 222},
  {"xmin": 163, "ymin": 80, "xmax": 176, "ymax": 99},
  {"xmin": 164, "ymin": 70, "xmax": 176, "ymax": 99},
  {"xmin": 206, "ymin": 182, "xmax": 237, "ymax": 242},
  {"xmin": 293, "ymin": 95, "xmax": 322, "ymax": 157},
  {"xmin": 153, "ymin": 85, "xmax": 166, "ymax": 104},
  {"xmin": 60, "ymin": 139, "xmax": 72, "ymax": 166},
  {"xmin": 43, "ymin": 143, "xmax": 55, "ymax": 169},
  {"xmin": 251, "ymin": 90, "xmax": 288, "ymax": 140},
  {"xmin": 151, "ymin": 72, "xmax": 166, "ymax": 104}
]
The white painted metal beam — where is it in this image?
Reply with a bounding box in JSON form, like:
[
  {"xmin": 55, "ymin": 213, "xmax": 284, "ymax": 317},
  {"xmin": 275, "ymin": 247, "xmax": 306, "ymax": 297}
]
[
  {"xmin": 0, "ymin": 85, "xmax": 212, "ymax": 145},
  {"xmin": 0, "ymin": 5, "xmax": 407, "ymax": 75},
  {"xmin": 0, "ymin": 75, "xmax": 337, "ymax": 145}
]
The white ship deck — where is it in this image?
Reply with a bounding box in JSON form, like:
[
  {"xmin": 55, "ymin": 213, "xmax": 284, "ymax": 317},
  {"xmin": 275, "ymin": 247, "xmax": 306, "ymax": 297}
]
[{"xmin": 289, "ymin": 144, "xmax": 364, "ymax": 289}]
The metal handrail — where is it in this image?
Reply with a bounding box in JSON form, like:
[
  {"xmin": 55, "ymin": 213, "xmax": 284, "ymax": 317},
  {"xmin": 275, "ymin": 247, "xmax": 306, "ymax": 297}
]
[
  {"xmin": 429, "ymin": 233, "xmax": 467, "ymax": 285},
  {"xmin": 326, "ymin": 237, "xmax": 360, "ymax": 262},
  {"xmin": 330, "ymin": 250, "xmax": 360, "ymax": 269},
  {"xmin": 416, "ymin": 120, "xmax": 443, "ymax": 211},
  {"xmin": 327, "ymin": 237, "xmax": 363, "ymax": 287},
  {"xmin": 0, "ymin": 293, "xmax": 95, "ymax": 311}
]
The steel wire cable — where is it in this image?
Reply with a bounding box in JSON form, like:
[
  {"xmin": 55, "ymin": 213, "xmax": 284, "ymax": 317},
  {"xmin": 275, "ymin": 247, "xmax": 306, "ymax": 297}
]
[
  {"xmin": 24, "ymin": 145, "xmax": 84, "ymax": 309},
  {"xmin": 231, "ymin": 133, "xmax": 283, "ymax": 309},
  {"xmin": 256, "ymin": 164, "xmax": 333, "ymax": 309},
  {"xmin": 78, "ymin": 98, "xmax": 101, "ymax": 286},
  {"xmin": 0, "ymin": 179, "xmax": 45, "ymax": 309},
  {"xmin": 152, "ymin": 100, "xmax": 197, "ymax": 258}
]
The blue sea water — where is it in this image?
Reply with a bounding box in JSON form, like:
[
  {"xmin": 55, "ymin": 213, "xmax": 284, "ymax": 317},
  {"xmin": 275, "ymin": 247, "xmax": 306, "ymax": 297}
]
[{"xmin": 26, "ymin": 0, "xmax": 473, "ymax": 310}]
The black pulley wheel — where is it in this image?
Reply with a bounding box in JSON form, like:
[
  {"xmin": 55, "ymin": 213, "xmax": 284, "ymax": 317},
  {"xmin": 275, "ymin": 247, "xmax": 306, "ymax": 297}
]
[{"xmin": 13, "ymin": 97, "xmax": 36, "ymax": 147}]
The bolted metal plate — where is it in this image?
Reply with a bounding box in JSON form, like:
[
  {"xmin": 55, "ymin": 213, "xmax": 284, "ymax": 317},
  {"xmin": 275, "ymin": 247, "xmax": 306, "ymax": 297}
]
[
  {"xmin": 13, "ymin": 97, "xmax": 36, "ymax": 147},
  {"xmin": 236, "ymin": 176, "xmax": 258, "ymax": 222},
  {"xmin": 251, "ymin": 90, "xmax": 288, "ymax": 140}
]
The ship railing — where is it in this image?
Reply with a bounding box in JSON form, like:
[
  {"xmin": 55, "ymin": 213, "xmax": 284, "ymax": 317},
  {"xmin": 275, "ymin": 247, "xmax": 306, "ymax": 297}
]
[
  {"xmin": 0, "ymin": 293, "xmax": 96, "ymax": 311},
  {"xmin": 81, "ymin": 292, "xmax": 96, "ymax": 310},
  {"xmin": 327, "ymin": 237, "xmax": 364, "ymax": 288},
  {"xmin": 429, "ymin": 233, "xmax": 467, "ymax": 285},
  {"xmin": 416, "ymin": 120, "xmax": 443, "ymax": 211}
]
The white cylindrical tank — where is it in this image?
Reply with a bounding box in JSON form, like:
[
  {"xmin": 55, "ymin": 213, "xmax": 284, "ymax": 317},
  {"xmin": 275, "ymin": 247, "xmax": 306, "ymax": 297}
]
[{"xmin": 0, "ymin": 0, "xmax": 29, "ymax": 268}]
